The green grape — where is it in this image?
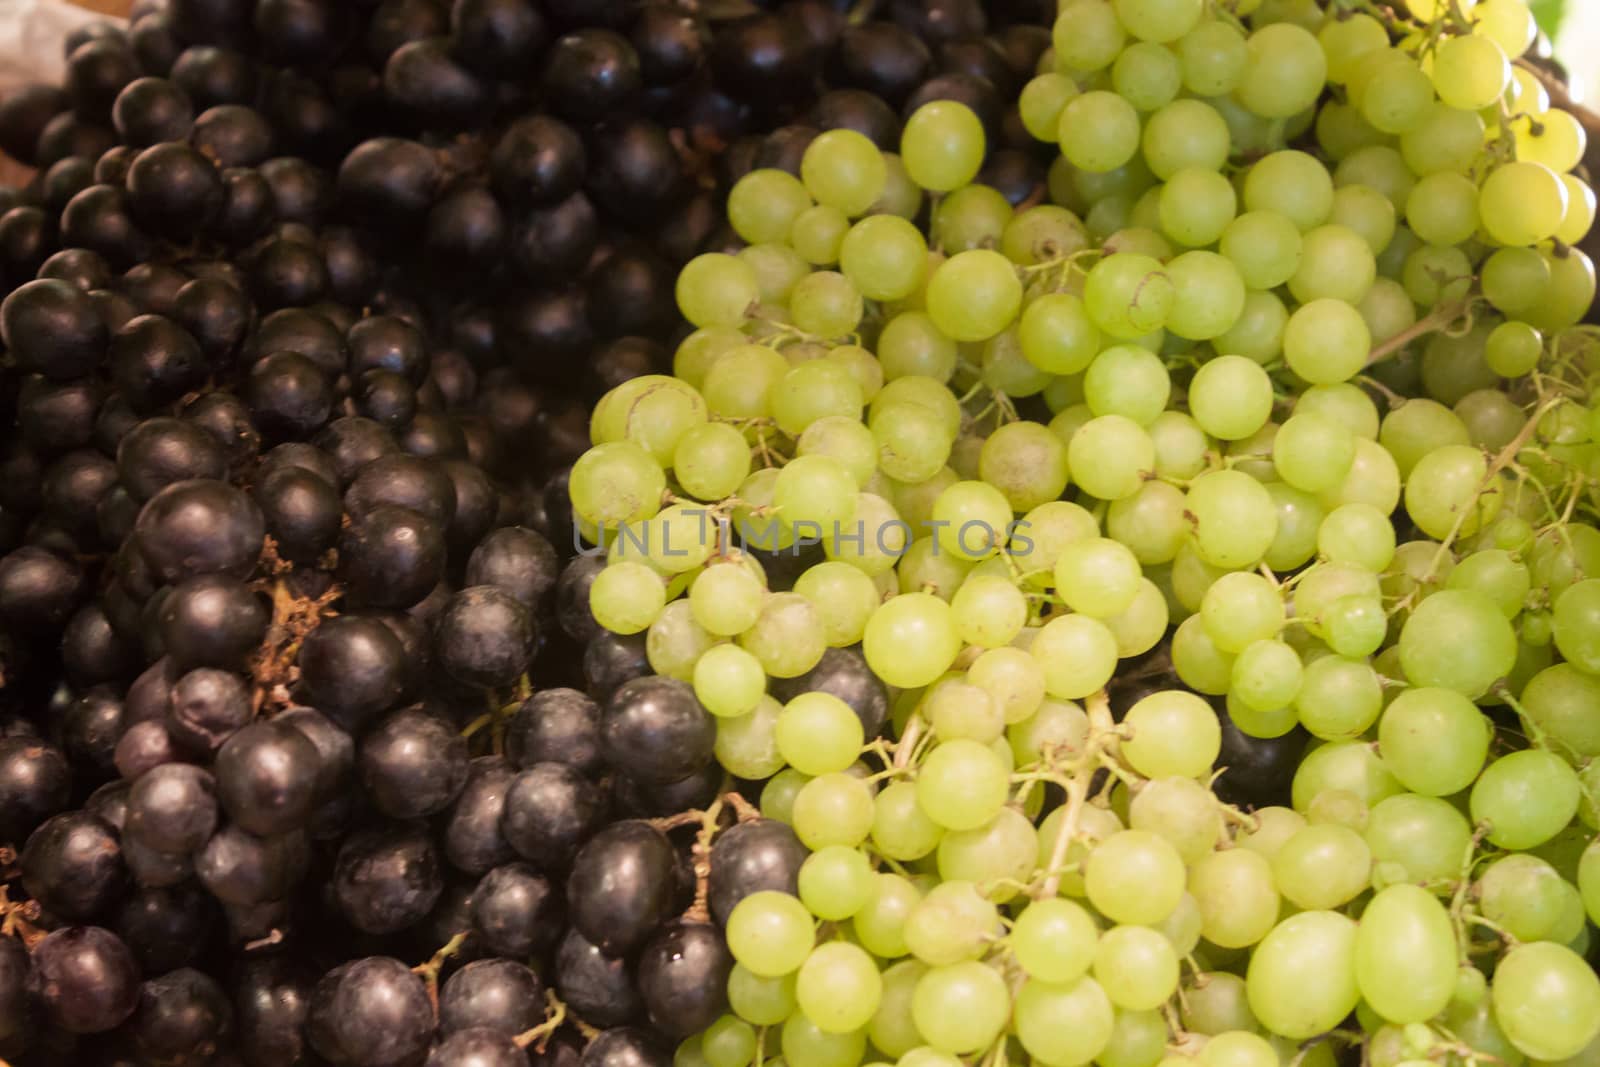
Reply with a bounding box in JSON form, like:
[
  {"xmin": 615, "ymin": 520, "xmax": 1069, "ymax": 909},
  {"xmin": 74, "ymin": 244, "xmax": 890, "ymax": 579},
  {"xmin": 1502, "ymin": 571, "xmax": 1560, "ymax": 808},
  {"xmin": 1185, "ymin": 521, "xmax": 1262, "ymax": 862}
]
[
  {"xmin": 1364, "ymin": 793, "xmax": 1472, "ymax": 886},
  {"xmin": 1199, "ymin": 572, "xmax": 1283, "ymax": 653},
  {"xmin": 1177, "ymin": 20, "xmax": 1248, "ymax": 95},
  {"xmin": 1296, "ymin": 649, "xmax": 1383, "ymax": 736},
  {"xmin": 797, "ymin": 416, "xmax": 876, "ymax": 490},
  {"xmin": 1020, "ymin": 73, "xmax": 1078, "ymax": 142},
  {"xmin": 1200, "ymin": 1032, "xmax": 1278, "ymax": 1067},
  {"xmin": 1470, "ymin": 748, "xmax": 1581, "ymax": 851},
  {"xmin": 924, "ymin": 250, "xmax": 1022, "ymax": 343},
  {"xmin": 647, "ymin": 601, "xmax": 718, "ymax": 681},
  {"xmin": 1144, "ymin": 410, "xmax": 1209, "ymax": 480},
  {"xmin": 1110, "ymin": 42, "xmax": 1183, "ymax": 112},
  {"xmin": 1284, "ymin": 298, "xmax": 1372, "ymax": 385},
  {"xmin": 932, "ymin": 184, "xmax": 1013, "ymax": 253},
  {"xmin": 791, "ymin": 204, "xmax": 850, "ymax": 266},
  {"xmin": 1083, "ymin": 253, "xmax": 1175, "ymax": 340},
  {"xmin": 1245, "ymin": 911, "xmax": 1359, "ymax": 1040},
  {"xmin": 871, "ymin": 781, "xmax": 943, "ymax": 862},
  {"xmin": 1552, "ymin": 579, "xmax": 1600, "ymax": 674},
  {"xmin": 1489, "ymin": 942, "xmax": 1600, "ymax": 1062},
  {"xmin": 973, "ymin": 646, "xmax": 1048, "ymax": 725},
  {"xmin": 1431, "ymin": 33, "xmax": 1511, "ymax": 111},
  {"xmin": 1189, "ymin": 848, "xmax": 1280, "ymax": 949},
  {"xmin": 1141, "ymin": 99, "xmax": 1231, "ymax": 179},
  {"xmin": 728, "ymin": 964, "xmax": 797, "ymax": 1028},
  {"xmin": 801, "ymin": 129, "xmax": 888, "ymax": 217},
  {"xmin": 776, "ymin": 692, "xmax": 865, "ymax": 778},
  {"xmin": 1480, "ymin": 161, "xmax": 1569, "ymax": 247},
  {"xmin": 1231, "ymin": 638, "xmax": 1304, "ymax": 712},
  {"xmin": 741, "ymin": 242, "xmax": 810, "ymax": 305},
  {"xmin": 1473, "ymin": 0, "xmax": 1538, "ymax": 57},
  {"xmin": 1001, "ymin": 204, "xmax": 1090, "ymax": 266},
  {"xmin": 1288, "ymin": 224, "xmax": 1377, "ymax": 305},
  {"xmin": 1128, "ymin": 775, "xmax": 1221, "ymax": 863},
  {"xmin": 901, "ymin": 101, "xmax": 985, "ymax": 193},
  {"xmin": 678, "ymin": 253, "xmax": 760, "ymax": 328},
  {"xmin": 780, "ymin": 1011, "xmax": 865, "ymax": 1067},
  {"xmin": 772, "ymin": 361, "xmax": 864, "ymax": 438},
  {"xmin": 695, "ymin": 643, "xmax": 767, "ymax": 719},
  {"xmin": 1031, "ymin": 614, "xmax": 1119, "ymax": 701},
  {"xmin": 739, "ymin": 592, "xmax": 826, "ymax": 679},
  {"xmin": 1481, "ymin": 246, "xmax": 1551, "ymax": 315},
  {"xmin": 1244, "ymin": 151, "xmax": 1334, "ymax": 230},
  {"xmin": 1318, "ymin": 503, "xmax": 1396, "ymax": 571},
  {"xmin": 1334, "ymin": 145, "xmax": 1416, "ymax": 210},
  {"xmin": 981, "ymin": 326, "xmax": 1052, "ymax": 399},
  {"xmin": 1446, "ymin": 549, "xmax": 1530, "ymax": 619},
  {"xmin": 873, "ymin": 404, "xmax": 955, "ymax": 485},
  {"xmin": 1098, "ymin": 1010, "xmax": 1169, "ymax": 1067},
  {"xmin": 840, "ymin": 216, "xmax": 928, "ymax": 303},
  {"xmin": 1238, "ymin": 22, "xmax": 1328, "ymax": 117},
  {"xmin": 1359, "ymin": 277, "xmax": 1419, "ymax": 344},
  {"xmin": 1102, "ymin": 577, "xmax": 1169, "ymax": 658},
  {"xmin": 1188, "ymin": 356, "xmax": 1272, "ymax": 442},
  {"xmin": 868, "ymin": 960, "xmax": 925, "ymax": 1058},
  {"xmin": 1068, "ymin": 414, "xmax": 1158, "ymax": 502},
  {"xmin": 1015, "ymin": 976, "xmax": 1116, "ymax": 1067},
  {"xmin": 792, "ymin": 772, "xmax": 874, "ymax": 849},
  {"xmin": 1582, "ymin": 842, "xmax": 1600, "ymax": 926},
  {"xmin": 1273, "ymin": 824, "xmax": 1372, "ymax": 909},
  {"xmin": 774, "ymin": 453, "xmax": 858, "ymax": 533},
  {"xmin": 644, "ymin": 504, "xmax": 718, "ymax": 574},
  {"xmin": 1159, "ymin": 169, "xmax": 1237, "ymax": 248},
  {"xmin": 1317, "ymin": 437, "xmax": 1402, "ymax": 515},
  {"xmin": 925, "ymin": 677, "xmax": 1003, "ymax": 744},
  {"xmin": 872, "ymin": 152, "xmax": 923, "ymax": 219},
  {"xmin": 727, "ymin": 891, "xmax": 817, "ymax": 977},
  {"xmin": 703, "ymin": 1016, "xmax": 758, "ymax": 1067},
  {"xmin": 675, "ymin": 422, "xmax": 753, "ymax": 503},
  {"xmin": 896, "ymin": 537, "xmax": 973, "ymax": 601},
  {"xmin": 1522, "ymin": 664, "xmax": 1600, "ymax": 759},
  {"xmin": 1401, "ymin": 243, "xmax": 1473, "ymax": 308},
  {"xmin": 790, "ymin": 271, "xmax": 864, "ymax": 339},
  {"xmin": 795, "ymin": 561, "xmax": 880, "ymax": 647},
  {"xmin": 978, "ymin": 421, "xmax": 1070, "ymax": 512},
  {"xmin": 1092, "ymin": 926, "xmax": 1178, "ymax": 1012},
  {"xmin": 1084, "ymin": 828, "xmax": 1186, "ymax": 925},
  {"xmin": 690, "ymin": 562, "xmax": 767, "ymax": 637},
  {"xmin": 590, "ymin": 560, "xmax": 667, "ymax": 635},
  {"xmin": 1054, "ymin": 537, "xmax": 1143, "ymax": 619},
  {"xmin": 1171, "ymin": 613, "xmax": 1236, "ymax": 696},
  {"xmin": 1455, "ymin": 390, "xmax": 1528, "ymax": 453},
  {"xmin": 1215, "ymin": 289, "xmax": 1289, "ymax": 364},
  {"xmin": 1114, "ymin": 0, "xmax": 1203, "ymax": 42},
  {"xmin": 672, "ymin": 326, "xmax": 745, "ymax": 390},
  {"xmin": 796, "ymin": 941, "xmax": 882, "ymax": 1034},
  {"xmin": 716, "ymin": 695, "xmax": 785, "ymax": 780},
  {"xmin": 570, "ymin": 440, "xmax": 666, "ymax": 527},
  {"xmin": 910, "ymin": 962, "xmax": 1011, "ymax": 1054},
  {"xmin": 1060, "ymin": 91, "xmax": 1142, "ymax": 174},
  {"xmin": 1165, "ymin": 250, "xmax": 1246, "ymax": 341},
  {"xmin": 1405, "ymin": 171, "xmax": 1480, "ymax": 247},
  {"xmin": 1272, "ymin": 412, "xmax": 1357, "ymax": 494},
  {"xmin": 1477, "ymin": 853, "xmax": 1569, "ymax": 942},
  {"xmin": 1185, "ymin": 469, "xmax": 1278, "ymax": 569},
  {"xmin": 1011, "ymin": 898, "xmax": 1099, "ymax": 983},
  {"xmin": 1053, "ymin": 0, "xmax": 1126, "ymax": 71},
  {"xmin": 702, "ymin": 344, "xmax": 791, "ymax": 421},
  {"xmin": 1291, "ymin": 739, "xmax": 1403, "ymax": 813},
  {"xmin": 1319, "ymin": 13, "xmax": 1388, "ymax": 84},
  {"xmin": 1355, "ymin": 52, "xmax": 1434, "ymax": 135},
  {"xmin": 1557, "ymin": 172, "xmax": 1596, "ymax": 245},
  {"xmin": 904, "ymin": 881, "xmax": 1001, "ymax": 965},
  {"xmin": 949, "ymin": 573, "xmax": 1027, "ymax": 649},
  {"xmin": 863, "ymin": 592, "xmax": 961, "ymax": 688},
  {"xmin": 1398, "ymin": 588, "xmax": 1516, "ymax": 698},
  {"xmin": 761, "ymin": 766, "xmax": 811, "ymax": 824},
  {"xmin": 854, "ymin": 873, "xmax": 921, "ymax": 960},
  {"xmin": 1105, "ymin": 482, "xmax": 1187, "ymax": 566},
  {"xmin": 915, "ymin": 739, "xmax": 1009, "ymax": 832},
  {"xmin": 729, "ymin": 169, "xmax": 814, "ymax": 244},
  {"xmin": 931, "ymin": 479, "xmax": 1013, "ymax": 561},
  {"xmin": 827, "ymin": 344, "xmax": 884, "ymax": 402}
]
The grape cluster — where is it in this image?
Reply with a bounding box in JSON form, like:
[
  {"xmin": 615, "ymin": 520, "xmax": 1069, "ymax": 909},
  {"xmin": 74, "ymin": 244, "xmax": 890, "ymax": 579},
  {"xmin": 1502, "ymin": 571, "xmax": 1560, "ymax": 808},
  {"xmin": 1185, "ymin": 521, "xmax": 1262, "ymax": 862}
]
[
  {"xmin": 563, "ymin": 4, "xmax": 1600, "ymax": 1067},
  {"xmin": 0, "ymin": 0, "xmax": 1098, "ymax": 1064}
]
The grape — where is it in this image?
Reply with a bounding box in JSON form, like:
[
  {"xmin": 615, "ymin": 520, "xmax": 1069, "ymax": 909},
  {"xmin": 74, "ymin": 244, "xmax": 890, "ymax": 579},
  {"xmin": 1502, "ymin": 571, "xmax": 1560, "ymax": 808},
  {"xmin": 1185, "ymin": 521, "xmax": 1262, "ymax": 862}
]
[
  {"xmin": 1490, "ymin": 942, "xmax": 1600, "ymax": 1061},
  {"xmin": 1376, "ymin": 687, "xmax": 1489, "ymax": 796},
  {"xmin": 1166, "ymin": 250, "xmax": 1247, "ymax": 341},
  {"xmin": 904, "ymin": 881, "xmax": 1001, "ymax": 966},
  {"xmin": 740, "ymin": 593, "xmax": 827, "ymax": 680},
  {"xmin": 1113, "ymin": 42, "xmax": 1183, "ymax": 112},
  {"xmin": 1479, "ymin": 161, "xmax": 1569, "ymax": 247},
  {"xmin": 1060, "ymin": 91, "xmax": 1142, "ymax": 174},
  {"xmin": 1014, "ymin": 976, "xmax": 1115, "ymax": 1067},
  {"xmin": 1354, "ymin": 884, "xmax": 1458, "ymax": 1024},
  {"xmin": 1054, "ymin": 0, "xmax": 1128, "ymax": 72},
  {"xmin": 1188, "ymin": 848, "xmax": 1279, "ymax": 948},
  {"xmin": 801, "ymin": 130, "xmax": 887, "ymax": 218},
  {"xmin": 1185, "ymin": 470, "xmax": 1278, "ymax": 569},
  {"xmin": 855, "ymin": 873, "xmax": 922, "ymax": 959},
  {"xmin": 726, "ymin": 891, "xmax": 816, "ymax": 977},
  {"xmin": 1084, "ymin": 830, "xmax": 1186, "ymax": 925},
  {"xmin": 1398, "ymin": 588, "xmax": 1517, "ymax": 698},
  {"xmin": 915, "ymin": 739, "xmax": 1009, "ymax": 832},
  {"xmin": 1238, "ymin": 23, "xmax": 1328, "ymax": 118},
  {"xmin": 729, "ymin": 170, "xmax": 813, "ymax": 245},
  {"xmin": 1020, "ymin": 74, "xmax": 1078, "ymax": 143},
  {"xmin": 1245, "ymin": 911, "xmax": 1360, "ymax": 1039},
  {"xmin": 839, "ymin": 216, "xmax": 928, "ymax": 303},
  {"xmin": 1068, "ymin": 415, "xmax": 1157, "ymax": 501},
  {"xmin": 1432, "ymin": 34, "xmax": 1511, "ymax": 111},
  {"xmin": 1284, "ymin": 298, "xmax": 1372, "ymax": 385},
  {"xmin": 910, "ymin": 961, "xmax": 1010, "ymax": 1054},
  {"xmin": 796, "ymin": 941, "xmax": 882, "ymax": 1034},
  {"xmin": 772, "ymin": 362, "xmax": 865, "ymax": 438},
  {"xmin": 792, "ymin": 773, "xmax": 874, "ymax": 850},
  {"xmin": 790, "ymin": 271, "xmax": 864, "ymax": 339},
  {"xmin": 776, "ymin": 693, "xmax": 865, "ymax": 777},
  {"xmin": 1470, "ymin": 748, "xmax": 1581, "ymax": 850},
  {"xmin": 678, "ymin": 254, "xmax": 760, "ymax": 328},
  {"xmin": 900, "ymin": 101, "xmax": 984, "ymax": 193},
  {"xmin": 1552, "ymin": 579, "xmax": 1600, "ymax": 674},
  {"xmin": 925, "ymin": 250, "xmax": 1023, "ymax": 344},
  {"xmin": 1031, "ymin": 614, "xmax": 1119, "ymax": 701},
  {"xmin": 1178, "ymin": 21, "xmax": 1248, "ymax": 95}
]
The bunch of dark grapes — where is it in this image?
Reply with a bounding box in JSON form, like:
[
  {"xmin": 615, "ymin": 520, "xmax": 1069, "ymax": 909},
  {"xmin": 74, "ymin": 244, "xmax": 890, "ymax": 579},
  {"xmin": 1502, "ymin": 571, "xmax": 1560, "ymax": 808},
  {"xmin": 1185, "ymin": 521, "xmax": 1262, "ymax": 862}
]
[{"xmin": 0, "ymin": 1, "xmax": 1074, "ymax": 1066}]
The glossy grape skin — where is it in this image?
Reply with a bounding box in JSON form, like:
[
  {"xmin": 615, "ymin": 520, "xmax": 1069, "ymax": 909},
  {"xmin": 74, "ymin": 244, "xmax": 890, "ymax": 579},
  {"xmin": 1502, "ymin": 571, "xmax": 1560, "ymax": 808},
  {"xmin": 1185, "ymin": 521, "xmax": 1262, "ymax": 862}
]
[
  {"xmin": 358, "ymin": 704, "xmax": 470, "ymax": 820},
  {"xmin": 113, "ymin": 883, "xmax": 216, "ymax": 976},
  {"xmin": 566, "ymin": 820, "xmax": 679, "ymax": 956},
  {"xmin": 127, "ymin": 967, "xmax": 233, "ymax": 1065},
  {"xmin": 440, "ymin": 958, "xmax": 545, "ymax": 1037},
  {"xmin": 30, "ymin": 926, "xmax": 141, "ymax": 1034},
  {"xmin": 707, "ymin": 818, "xmax": 809, "ymax": 925},
  {"xmin": 502, "ymin": 761, "xmax": 606, "ymax": 871},
  {"xmin": 333, "ymin": 823, "xmax": 443, "ymax": 935},
  {"xmin": 216, "ymin": 719, "xmax": 321, "ymax": 835},
  {"xmin": 19, "ymin": 811, "xmax": 127, "ymax": 921},
  {"xmin": 602, "ymin": 675, "xmax": 717, "ymax": 786},
  {"xmin": 637, "ymin": 920, "xmax": 735, "ymax": 1038},
  {"xmin": 124, "ymin": 762, "xmax": 219, "ymax": 855},
  {"xmin": 307, "ymin": 956, "xmax": 436, "ymax": 1067},
  {"xmin": 556, "ymin": 928, "xmax": 643, "ymax": 1028},
  {"xmin": 507, "ymin": 687, "xmax": 605, "ymax": 776},
  {"xmin": 0, "ymin": 736, "xmax": 72, "ymax": 842}
]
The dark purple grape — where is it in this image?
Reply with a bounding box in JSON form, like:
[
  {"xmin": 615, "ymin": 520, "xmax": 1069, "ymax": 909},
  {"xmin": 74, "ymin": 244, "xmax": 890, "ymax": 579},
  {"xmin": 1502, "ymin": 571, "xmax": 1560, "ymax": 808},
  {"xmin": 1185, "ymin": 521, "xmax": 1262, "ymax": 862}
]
[
  {"xmin": 501, "ymin": 762, "xmax": 604, "ymax": 870},
  {"xmin": 434, "ymin": 585, "xmax": 537, "ymax": 689},
  {"xmin": 542, "ymin": 30, "xmax": 640, "ymax": 123},
  {"xmin": 338, "ymin": 504, "xmax": 446, "ymax": 610},
  {"xmin": 554, "ymin": 928, "xmax": 639, "ymax": 1028},
  {"xmin": 307, "ymin": 957, "xmax": 435, "ymax": 1067},
  {"xmin": 333, "ymin": 823, "xmax": 443, "ymax": 934},
  {"xmin": 0, "ymin": 547, "xmax": 86, "ymax": 631},
  {"xmin": 296, "ymin": 614, "xmax": 408, "ymax": 731},
  {"xmin": 125, "ymin": 761, "xmax": 219, "ymax": 854},
  {"xmin": 0, "ymin": 936, "xmax": 29, "ymax": 1058},
  {"xmin": 157, "ymin": 573, "xmax": 269, "ymax": 672},
  {"xmin": 19, "ymin": 811, "xmax": 126, "ymax": 921},
  {"xmin": 465, "ymin": 527, "xmax": 559, "ymax": 612},
  {"xmin": 344, "ymin": 453, "xmax": 455, "ymax": 523},
  {"xmin": 565, "ymin": 820, "xmax": 676, "ymax": 956},
  {"xmin": 470, "ymin": 862, "xmax": 563, "ymax": 959},
  {"xmin": 113, "ymin": 883, "xmax": 216, "ymax": 974},
  {"xmin": 506, "ymin": 688, "xmax": 602, "ymax": 777},
  {"xmin": 215, "ymin": 720, "xmax": 321, "ymax": 834},
  {"xmin": 0, "ymin": 737, "xmax": 71, "ymax": 850},
  {"xmin": 128, "ymin": 967, "xmax": 233, "ymax": 1064},
  {"xmin": 439, "ymin": 957, "xmax": 544, "ymax": 1037},
  {"xmin": 602, "ymin": 676, "xmax": 714, "ymax": 786},
  {"xmin": 582, "ymin": 1027, "xmax": 671, "ymax": 1067},
  {"xmin": 444, "ymin": 756, "xmax": 516, "ymax": 876},
  {"xmin": 358, "ymin": 704, "xmax": 470, "ymax": 819},
  {"xmin": 233, "ymin": 957, "xmax": 312, "ymax": 1067},
  {"xmin": 0, "ymin": 279, "xmax": 108, "ymax": 380},
  {"xmin": 194, "ymin": 824, "xmax": 304, "ymax": 905},
  {"xmin": 112, "ymin": 76, "xmax": 195, "ymax": 146},
  {"xmin": 707, "ymin": 818, "xmax": 806, "ymax": 925},
  {"xmin": 636, "ymin": 921, "xmax": 732, "ymax": 1039},
  {"xmin": 29, "ymin": 926, "xmax": 140, "ymax": 1034},
  {"xmin": 771, "ymin": 646, "xmax": 889, "ymax": 739},
  {"xmin": 166, "ymin": 667, "xmax": 252, "ymax": 757},
  {"xmin": 133, "ymin": 479, "xmax": 265, "ymax": 584}
]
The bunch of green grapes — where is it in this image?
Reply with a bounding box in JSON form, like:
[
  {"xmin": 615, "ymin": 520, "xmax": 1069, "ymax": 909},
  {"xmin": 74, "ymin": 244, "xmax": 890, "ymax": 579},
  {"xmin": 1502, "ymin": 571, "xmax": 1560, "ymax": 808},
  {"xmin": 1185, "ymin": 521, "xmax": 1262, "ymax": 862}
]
[{"xmin": 567, "ymin": 1, "xmax": 1600, "ymax": 1066}]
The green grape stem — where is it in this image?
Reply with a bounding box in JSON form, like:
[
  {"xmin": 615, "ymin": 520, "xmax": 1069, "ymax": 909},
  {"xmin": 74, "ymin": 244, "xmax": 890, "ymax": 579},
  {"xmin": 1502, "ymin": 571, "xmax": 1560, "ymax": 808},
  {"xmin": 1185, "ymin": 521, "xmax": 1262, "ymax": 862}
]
[
  {"xmin": 412, "ymin": 931, "xmax": 470, "ymax": 1014},
  {"xmin": 513, "ymin": 990, "xmax": 574, "ymax": 1051},
  {"xmin": 1036, "ymin": 690, "xmax": 1115, "ymax": 899},
  {"xmin": 1365, "ymin": 299, "xmax": 1474, "ymax": 368}
]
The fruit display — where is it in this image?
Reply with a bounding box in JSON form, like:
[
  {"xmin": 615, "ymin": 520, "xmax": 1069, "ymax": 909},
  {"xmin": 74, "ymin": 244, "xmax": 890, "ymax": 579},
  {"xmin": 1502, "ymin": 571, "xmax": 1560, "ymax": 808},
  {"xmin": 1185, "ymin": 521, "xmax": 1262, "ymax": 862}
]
[{"xmin": 1, "ymin": 0, "xmax": 1599, "ymax": 1066}]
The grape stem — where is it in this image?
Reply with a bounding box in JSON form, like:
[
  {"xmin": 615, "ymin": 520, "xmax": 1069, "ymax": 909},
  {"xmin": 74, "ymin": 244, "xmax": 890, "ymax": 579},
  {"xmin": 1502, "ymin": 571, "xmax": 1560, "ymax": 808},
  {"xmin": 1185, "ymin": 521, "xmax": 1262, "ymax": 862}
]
[
  {"xmin": 684, "ymin": 797, "xmax": 725, "ymax": 923},
  {"xmin": 1364, "ymin": 299, "xmax": 1473, "ymax": 367},
  {"xmin": 0, "ymin": 886, "xmax": 43, "ymax": 949},
  {"xmin": 411, "ymin": 931, "xmax": 469, "ymax": 1014},
  {"xmin": 513, "ymin": 989, "xmax": 570, "ymax": 1051},
  {"xmin": 1036, "ymin": 690, "xmax": 1113, "ymax": 899}
]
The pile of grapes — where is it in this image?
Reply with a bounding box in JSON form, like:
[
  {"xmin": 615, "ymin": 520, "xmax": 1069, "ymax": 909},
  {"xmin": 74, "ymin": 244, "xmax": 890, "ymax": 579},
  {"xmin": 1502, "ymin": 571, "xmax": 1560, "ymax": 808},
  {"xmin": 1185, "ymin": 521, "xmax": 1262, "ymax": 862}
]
[{"xmin": 3, "ymin": 1, "xmax": 1600, "ymax": 1067}]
